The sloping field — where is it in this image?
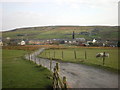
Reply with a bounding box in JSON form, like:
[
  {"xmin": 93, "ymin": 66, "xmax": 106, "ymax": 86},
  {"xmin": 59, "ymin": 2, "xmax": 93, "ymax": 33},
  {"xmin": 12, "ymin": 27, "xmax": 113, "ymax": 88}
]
[{"xmin": 2, "ymin": 26, "xmax": 118, "ymax": 40}]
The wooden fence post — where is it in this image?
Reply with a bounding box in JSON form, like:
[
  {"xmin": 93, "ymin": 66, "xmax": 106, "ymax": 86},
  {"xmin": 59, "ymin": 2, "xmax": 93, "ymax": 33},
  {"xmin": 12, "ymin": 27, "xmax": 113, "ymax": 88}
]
[
  {"xmin": 63, "ymin": 76, "xmax": 67, "ymax": 88},
  {"xmin": 56, "ymin": 63, "xmax": 60, "ymax": 72},
  {"xmin": 53, "ymin": 67, "xmax": 58, "ymax": 88},
  {"xmin": 30, "ymin": 54, "xmax": 31, "ymax": 61},
  {"xmin": 31, "ymin": 55, "xmax": 32, "ymax": 61},
  {"xmin": 103, "ymin": 52, "xmax": 105, "ymax": 65},
  {"xmin": 34, "ymin": 54, "xmax": 35, "ymax": 62},
  {"xmin": 85, "ymin": 51, "xmax": 87, "ymax": 59},
  {"xmin": 53, "ymin": 69, "xmax": 56, "ymax": 88},
  {"xmin": 53, "ymin": 62, "xmax": 68, "ymax": 89},
  {"xmin": 54, "ymin": 63, "xmax": 60, "ymax": 88},
  {"xmin": 29, "ymin": 54, "xmax": 30, "ymax": 61},
  {"xmin": 49, "ymin": 51, "xmax": 50, "ymax": 58},
  {"xmin": 74, "ymin": 50, "xmax": 77, "ymax": 59},
  {"xmin": 50, "ymin": 58, "xmax": 52, "ymax": 71},
  {"xmin": 62, "ymin": 50, "xmax": 64, "ymax": 60}
]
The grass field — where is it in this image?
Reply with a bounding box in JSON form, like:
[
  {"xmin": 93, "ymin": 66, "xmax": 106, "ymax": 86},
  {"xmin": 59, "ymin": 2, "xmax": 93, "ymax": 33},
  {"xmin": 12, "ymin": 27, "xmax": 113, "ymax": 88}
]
[
  {"xmin": 2, "ymin": 49, "xmax": 53, "ymax": 88},
  {"xmin": 39, "ymin": 47, "xmax": 119, "ymax": 71}
]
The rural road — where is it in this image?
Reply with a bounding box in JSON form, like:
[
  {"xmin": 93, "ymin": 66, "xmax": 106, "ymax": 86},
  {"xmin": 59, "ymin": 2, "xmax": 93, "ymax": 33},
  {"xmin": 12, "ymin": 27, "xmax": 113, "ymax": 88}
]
[{"xmin": 25, "ymin": 48, "xmax": 118, "ymax": 88}]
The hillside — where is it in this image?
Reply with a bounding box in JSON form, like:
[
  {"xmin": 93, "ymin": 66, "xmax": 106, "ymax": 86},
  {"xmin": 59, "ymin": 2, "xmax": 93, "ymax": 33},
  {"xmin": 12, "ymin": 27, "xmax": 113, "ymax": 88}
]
[{"xmin": 2, "ymin": 26, "xmax": 118, "ymax": 41}]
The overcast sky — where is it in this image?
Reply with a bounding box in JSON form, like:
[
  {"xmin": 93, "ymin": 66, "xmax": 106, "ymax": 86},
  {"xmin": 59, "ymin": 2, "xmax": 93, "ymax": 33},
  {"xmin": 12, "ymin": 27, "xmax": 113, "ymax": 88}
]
[{"xmin": 0, "ymin": 0, "xmax": 119, "ymax": 31}]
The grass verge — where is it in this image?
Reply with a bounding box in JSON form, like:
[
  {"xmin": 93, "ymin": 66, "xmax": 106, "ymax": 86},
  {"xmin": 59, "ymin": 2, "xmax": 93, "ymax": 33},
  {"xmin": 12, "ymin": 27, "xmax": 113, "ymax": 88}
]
[{"xmin": 2, "ymin": 49, "xmax": 53, "ymax": 88}]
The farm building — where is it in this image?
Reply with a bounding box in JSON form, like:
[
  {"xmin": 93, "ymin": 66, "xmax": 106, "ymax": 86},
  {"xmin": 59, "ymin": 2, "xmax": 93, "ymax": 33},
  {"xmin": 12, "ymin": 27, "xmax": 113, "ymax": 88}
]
[{"xmin": 28, "ymin": 40, "xmax": 45, "ymax": 45}]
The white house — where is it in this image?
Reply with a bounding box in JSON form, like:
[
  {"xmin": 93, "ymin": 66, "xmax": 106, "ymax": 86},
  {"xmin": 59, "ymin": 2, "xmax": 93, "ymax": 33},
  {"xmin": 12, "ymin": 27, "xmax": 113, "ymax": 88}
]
[
  {"xmin": 6, "ymin": 37, "xmax": 10, "ymax": 40},
  {"xmin": 103, "ymin": 43, "xmax": 105, "ymax": 47},
  {"xmin": 0, "ymin": 40, "xmax": 3, "ymax": 46},
  {"xmin": 69, "ymin": 41, "xmax": 72, "ymax": 44},
  {"xmin": 65, "ymin": 40, "xmax": 68, "ymax": 43},
  {"xmin": 92, "ymin": 39, "xmax": 97, "ymax": 43},
  {"xmin": 20, "ymin": 41, "xmax": 26, "ymax": 45}
]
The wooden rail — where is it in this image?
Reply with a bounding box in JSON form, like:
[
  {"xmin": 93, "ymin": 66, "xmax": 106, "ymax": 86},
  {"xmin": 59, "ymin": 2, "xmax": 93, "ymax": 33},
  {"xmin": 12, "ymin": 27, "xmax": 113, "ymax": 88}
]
[{"xmin": 53, "ymin": 63, "xmax": 68, "ymax": 89}]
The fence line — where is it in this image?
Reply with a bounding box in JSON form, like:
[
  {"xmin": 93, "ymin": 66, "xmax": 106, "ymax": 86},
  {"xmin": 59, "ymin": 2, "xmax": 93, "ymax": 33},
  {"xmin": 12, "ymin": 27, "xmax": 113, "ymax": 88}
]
[
  {"xmin": 26, "ymin": 50, "xmax": 68, "ymax": 89},
  {"xmin": 42, "ymin": 49, "xmax": 110, "ymax": 67}
]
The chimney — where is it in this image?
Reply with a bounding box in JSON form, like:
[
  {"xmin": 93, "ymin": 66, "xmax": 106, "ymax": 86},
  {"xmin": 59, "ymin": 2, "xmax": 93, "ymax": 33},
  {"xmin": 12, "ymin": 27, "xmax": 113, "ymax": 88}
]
[{"xmin": 72, "ymin": 31, "xmax": 75, "ymax": 39}]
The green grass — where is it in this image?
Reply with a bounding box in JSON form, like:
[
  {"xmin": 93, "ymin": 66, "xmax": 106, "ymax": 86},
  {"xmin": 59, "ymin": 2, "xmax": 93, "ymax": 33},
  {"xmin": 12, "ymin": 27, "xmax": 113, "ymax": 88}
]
[
  {"xmin": 2, "ymin": 49, "xmax": 53, "ymax": 88},
  {"xmin": 39, "ymin": 48, "xmax": 119, "ymax": 72},
  {"xmin": 2, "ymin": 26, "xmax": 118, "ymax": 40}
]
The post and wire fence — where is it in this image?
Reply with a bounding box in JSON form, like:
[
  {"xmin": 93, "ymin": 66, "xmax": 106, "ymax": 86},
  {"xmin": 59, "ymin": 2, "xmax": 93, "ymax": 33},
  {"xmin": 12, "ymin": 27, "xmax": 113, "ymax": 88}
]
[
  {"xmin": 41, "ymin": 49, "xmax": 88, "ymax": 61},
  {"xmin": 40, "ymin": 49, "xmax": 110, "ymax": 67}
]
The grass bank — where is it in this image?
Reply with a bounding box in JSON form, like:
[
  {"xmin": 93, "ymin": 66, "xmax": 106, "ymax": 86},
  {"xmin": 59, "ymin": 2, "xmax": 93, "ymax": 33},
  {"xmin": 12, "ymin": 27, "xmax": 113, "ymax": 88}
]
[{"xmin": 2, "ymin": 49, "xmax": 53, "ymax": 88}]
